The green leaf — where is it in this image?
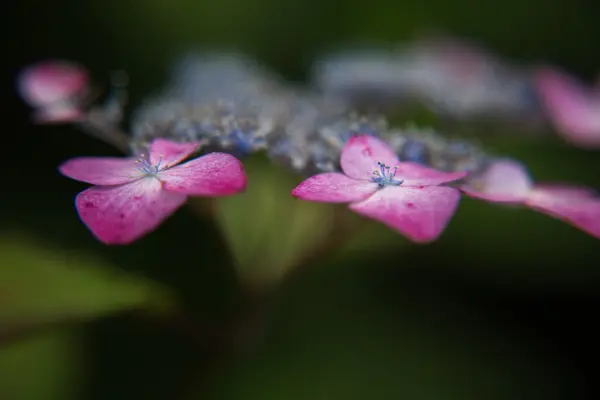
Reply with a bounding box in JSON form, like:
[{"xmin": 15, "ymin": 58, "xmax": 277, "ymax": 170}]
[
  {"xmin": 0, "ymin": 233, "xmax": 173, "ymax": 326},
  {"xmin": 0, "ymin": 328, "xmax": 82, "ymax": 400}
]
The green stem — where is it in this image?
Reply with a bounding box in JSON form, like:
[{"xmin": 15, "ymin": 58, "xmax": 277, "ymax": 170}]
[
  {"xmin": 173, "ymin": 206, "xmax": 370, "ymax": 398},
  {"xmin": 76, "ymin": 109, "xmax": 131, "ymax": 154},
  {"xmin": 280, "ymin": 207, "xmax": 367, "ymax": 284}
]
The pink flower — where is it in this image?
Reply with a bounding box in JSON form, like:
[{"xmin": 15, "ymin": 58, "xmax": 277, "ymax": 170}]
[
  {"xmin": 59, "ymin": 139, "xmax": 247, "ymax": 245},
  {"xmin": 17, "ymin": 60, "xmax": 89, "ymax": 124},
  {"xmin": 291, "ymin": 135, "xmax": 467, "ymax": 243},
  {"xmin": 535, "ymin": 66, "xmax": 600, "ymax": 148},
  {"xmin": 461, "ymin": 159, "xmax": 600, "ymax": 238}
]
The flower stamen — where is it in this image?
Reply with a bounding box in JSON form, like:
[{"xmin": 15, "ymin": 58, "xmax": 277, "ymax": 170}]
[
  {"xmin": 371, "ymin": 161, "xmax": 404, "ymax": 187},
  {"xmin": 135, "ymin": 154, "xmax": 163, "ymax": 175}
]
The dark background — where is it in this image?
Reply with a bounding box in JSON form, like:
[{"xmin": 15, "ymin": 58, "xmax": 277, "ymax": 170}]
[{"xmin": 2, "ymin": 0, "xmax": 600, "ymax": 399}]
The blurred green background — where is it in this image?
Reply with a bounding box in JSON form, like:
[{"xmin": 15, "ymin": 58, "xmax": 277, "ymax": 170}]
[{"xmin": 3, "ymin": 0, "xmax": 600, "ymax": 399}]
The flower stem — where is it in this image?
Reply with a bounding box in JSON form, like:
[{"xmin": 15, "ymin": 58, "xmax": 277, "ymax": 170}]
[
  {"xmin": 173, "ymin": 207, "xmax": 368, "ymax": 398},
  {"xmin": 76, "ymin": 108, "xmax": 131, "ymax": 154},
  {"xmin": 281, "ymin": 206, "xmax": 367, "ymax": 283}
]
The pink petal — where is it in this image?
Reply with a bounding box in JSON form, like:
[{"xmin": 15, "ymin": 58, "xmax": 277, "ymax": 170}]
[
  {"xmin": 75, "ymin": 178, "xmax": 187, "ymax": 245},
  {"xmin": 340, "ymin": 135, "xmax": 400, "ymax": 180},
  {"xmin": 397, "ymin": 162, "xmax": 468, "ymax": 186},
  {"xmin": 533, "ymin": 184, "xmax": 598, "ymax": 199},
  {"xmin": 159, "ymin": 152, "xmax": 247, "ymax": 196},
  {"xmin": 33, "ymin": 105, "xmax": 84, "ymax": 124},
  {"xmin": 348, "ymin": 186, "xmax": 461, "ymax": 243},
  {"xmin": 526, "ymin": 188, "xmax": 600, "ymax": 239},
  {"xmin": 461, "ymin": 159, "xmax": 532, "ymax": 203},
  {"xmin": 18, "ymin": 60, "xmax": 89, "ymax": 107},
  {"xmin": 535, "ymin": 67, "xmax": 600, "ymax": 148},
  {"xmin": 292, "ymin": 173, "xmax": 378, "ymax": 203},
  {"xmin": 59, "ymin": 156, "xmax": 144, "ymax": 185},
  {"xmin": 148, "ymin": 139, "xmax": 200, "ymax": 167}
]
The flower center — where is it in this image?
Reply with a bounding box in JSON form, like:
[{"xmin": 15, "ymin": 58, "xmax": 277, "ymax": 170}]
[
  {"xmin": 371, "ymin": 162, "xmax": 404, "ymax": 187},
  {"xmin": 135, "ymin": 154, "xmax": 164, "ymax": 176}
]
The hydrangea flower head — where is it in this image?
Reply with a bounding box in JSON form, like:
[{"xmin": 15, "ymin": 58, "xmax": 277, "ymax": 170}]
[
  {"xmin": 59, "ymin": 139, "xmax": 247, "ymax": 244},
  {"xmin": 17, "ymin": 60, "xmax": 89, "ymax": 124},
  {"xmin": 292, "ymin": 135, "xmax": 467, "ymax": 243},
  {"xmin": 461, "ymin": 159, "xmax": 600, "ymax": 238},
  {"xmin": 535, "ymin": 66, "xmax": 600, "ymax": 148}
]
